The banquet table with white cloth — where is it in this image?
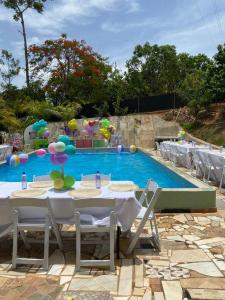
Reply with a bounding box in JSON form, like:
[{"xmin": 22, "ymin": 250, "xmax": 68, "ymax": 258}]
[
  {"xmin": 0, "ymin": 181, "xmax": 142, "ymax": 232},
  {"xmin": 161, "ymin": 141, "xmax": 207, "ymax": 168},
  {"xmin": 195, "ymin": 149, "xmax": 225, "ymax": 183}
]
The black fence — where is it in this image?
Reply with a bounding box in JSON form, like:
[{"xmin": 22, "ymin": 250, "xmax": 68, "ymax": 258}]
[{"xmin": 77, "ymin": 93, "xmax": 185, "ymax": 118}]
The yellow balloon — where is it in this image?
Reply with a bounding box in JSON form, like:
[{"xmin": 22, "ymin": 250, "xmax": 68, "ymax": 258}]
[
  {"xmin": 68, "ymin": 119, "xmax": 77, "ymax": 131},
  {"xmin": 54, "ymin": 178, "xmax": 64, "ymax": 190}
]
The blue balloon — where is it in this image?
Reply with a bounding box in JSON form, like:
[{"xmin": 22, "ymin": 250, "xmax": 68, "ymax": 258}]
[
  {"xmin": 58, "ymin": 135, "xmax": 71, "ymax": 146},
  {"xmin": 6, "ymin": 154, "xmax": 11, "ymax": 165},
  {"xmin": 65, "ymin": 145, "xmax": 76, "ymax": 154}
]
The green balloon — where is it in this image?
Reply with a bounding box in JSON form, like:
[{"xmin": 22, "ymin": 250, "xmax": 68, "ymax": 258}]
[
  {"xmin": 50, "ymin": 170, "xmax": 62, "ymax": 180},
  {"xmin": 37, "ymin": 127, "xmax": 45, "ymax": 136},
  {"xmin": 101, "ymin": 118, "xmax": 110, "ymax": 129},
  {"xmin": 64, "ymin": 175, "xmax": 75, "ymax": 188}
]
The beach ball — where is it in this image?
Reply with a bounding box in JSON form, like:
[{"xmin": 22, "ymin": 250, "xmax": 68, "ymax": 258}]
[
  {"xmin": 64, "ymin": 175, "xmax": 75, "ymax": 188},
  {"xmin": 54, "ymin": 178, "xmax": 64, "ymax": 190},
  {"xmin": 68, "ymin": 119, "xmax": 77, "ymax": 131},
  {"xmin": 19, "ymin": 153, "xmax": 28, "ymax": 164},
  {"xmin": 48, "ymin": 142, "xmax": 56, "ymax": 154},
  {"xmin": 117, "ymin": 145, "xmax": 123, "ymax": 153},
  {"xmin": 10, "ymin": 154, "xmax": 20, "ymax": 167},
  {"xmin": 55, "ymin": 142, "xmax": 66, "ymax": 153},
  {"xmin": 6, "ymin": 154, "xmax": 11, "ymax": 165},
  {"xmin": 57, "ymin": 135, "xmax": 70, "ymax": 145},
  {"xmin": 50, "ymin": 170, "xmax": 62, "ymax": 180},
  {"xmin": 43, "ymin": 130, "xmax": 50, "ymax": 138},
  {"xmin": 130, "ymin": 144, "xmax": 136, "ymax": 153},
  {"xmin": 65, "ymin": 144, "xmax": 76, "ymax": 155},
  {"xmin": 35, "ymin": 148, "xmax": 47, "ymax": 157}
]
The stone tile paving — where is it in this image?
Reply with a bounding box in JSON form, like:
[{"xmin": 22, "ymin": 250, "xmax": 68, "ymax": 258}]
[{"xmin": 0, "ymin": 212, "xmax": 225, "ymax": 299}]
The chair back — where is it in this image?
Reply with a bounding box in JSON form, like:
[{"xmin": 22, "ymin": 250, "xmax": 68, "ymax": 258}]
[
  {"xmin": 139, "ymin": 179, "xmax": 158, "ymax": 206},
  {"xmin": 74, "ymin": 198, "xmax": 116, "ymax": 209},
  {"xmin": 0, "ymin": 197, "xmax": 12, "ymax": 226},
  {"xmin": 33, "ymin": 175, "xmax": 51, "ymax": 182},
  {"xmin": 81, "ymin": 173, "xmax": 111, "ymax": 181},
  {"xmin": 155, "ymin": 142, "xmax": 160, "ymax": 151},
  {"xmin": 11, "ymin": 197, "xmax": 48, "ymax": 208}
]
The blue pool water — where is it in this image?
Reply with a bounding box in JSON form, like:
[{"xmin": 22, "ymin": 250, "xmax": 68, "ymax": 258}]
[{"xmin": 0, "ymin": 150, "xmax": 195, "ymax": 188}]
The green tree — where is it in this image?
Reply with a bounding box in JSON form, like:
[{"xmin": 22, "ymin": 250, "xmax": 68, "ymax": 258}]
[
  {"xmin": 0, "ymin": 0, "xmax": 48, "ymax": 89},
  {"xmin": 0, "ymin": 49, "xmax": 20, "ymax": 89}
]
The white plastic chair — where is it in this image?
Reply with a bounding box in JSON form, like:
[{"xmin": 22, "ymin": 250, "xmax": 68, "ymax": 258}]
[
  {"xmin": 191, "ymin": 152, "xmax": 204, "ymax": 178},
  {"xmin": 81, "ymin": 173, "xmax": 111, "ymax": 181},
  {"xmin": 33, "ymin": 175, "xmax": 51, "ymax": 182},
  {"xmin": 74, "ymin": 198, "xmax": 117, "ymax": 272},
  {"xmin": 219, "ymin": 165, "xmax": 225, "ymax": 192},
  {"xmin": 11, "ymin": 197, "xmax": 63, "ymax": 270},
  {"xmin": 160, "ymin": 143, "xmax": 171, "ymax": 160},
  {"xmin": 0, "ymin": 198, "xmax": 14, "ymax": 240},
  {"xmin": 126, "ymin": 180, "xmax": 161, "ymax": 255}
]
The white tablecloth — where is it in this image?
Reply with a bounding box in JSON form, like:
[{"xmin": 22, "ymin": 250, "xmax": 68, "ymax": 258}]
[
  {"xmin": 162, "ymin": 141, "xmax": 207, "ymax": 168},
  {"xmin": 196, "ymin": 149, "xmax": 225, "ymax": 183},
  {"xmin": 0, "ymin": 145, "xmax": 12, "ymax": 161},
  {"xmin": 0, "ymin": 181, "xmax": 141, "ymax": 232}
]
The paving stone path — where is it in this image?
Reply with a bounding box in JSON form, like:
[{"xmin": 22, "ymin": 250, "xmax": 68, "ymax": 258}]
[{"xmin": 0, "ymin": 210, "xmax": 225, "ymax": 299}]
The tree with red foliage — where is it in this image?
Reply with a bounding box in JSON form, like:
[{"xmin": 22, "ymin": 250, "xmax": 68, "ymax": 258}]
[{"xmin": 29, "ymin": 34, "xmax": 111, "ymax": 105}]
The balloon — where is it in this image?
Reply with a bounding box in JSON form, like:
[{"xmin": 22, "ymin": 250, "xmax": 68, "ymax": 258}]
[
  {"xmin": 65, "ymin": 144, "xmax": 76, "ymax": 154},
  {"xmin": 54, "ymin": 142, "xmax": 66, "ymax": 153},
  {"xmin": 68, "ymin": 119, "xmax": 77, "ymax": 131},
  {"xmin": 51, "ymin": 153, "xmax": 68, "ymax": 165},
  {"xmin": 19, "ymin": 153, "xmax": 28, "ymax": 164},
  {"xmin": 43, "ymin": 130, "xmax": 50, "ymax": 138},
  {"xmin": 54, "ymin": 178, "xmax": 64, "ymax": 190},
  {"xmin": 117, "ymin": 145, "xmax": 123, "ymax": 153},
  {"xmin": 48, "ymin": 142, "xmax": 56, "ymax": 154},
  {"xmin": 85, "ymin": 124, "xmax": 95, "ymax": 136},
  {"xmin": 57, "ymin": 135, "xmax": 70, "ymax": 145},
  {"xmin": 35, "ymin": 148, "xmax": 47, "ymax": 157},
  {"xmin": 130, "ymin": 144, "xmax": 137, "ymax": 153},
  {"xmin": 37, "ymin": 127, "xmax": 45, "ymax": 137},
  {"xmin": 101, "ymin": 118, "xmax": 110, "ymax": 129},
  {"xmin": 64, "ymin": 175, "xmax": 75, "ymax": 188},
  {"xmin": 32, "ymin": 119, "xmax": 47, "ymax": 132},
  {"xmin": 88, "ymin": 120, "xmax": 95, "ymax": 127},
  {"xmin": 94, "ymin": 119, "xmax": 99, "ymax": 125},
  {"xmin": 100, "ymin": 128, "xmax": 110, "ymax": 140},
  {"xmin": 9, "ymin": 155, "xmax": 20, "ymax": 166},
  {"xmin": 50, "ymin": 170, "xmax": 62, "ymax": 180}
]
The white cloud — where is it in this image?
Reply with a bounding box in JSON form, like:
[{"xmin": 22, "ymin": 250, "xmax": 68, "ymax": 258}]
[{"xmin": 101, "ymin": 18, "xmax": 155, "ymax": 33}]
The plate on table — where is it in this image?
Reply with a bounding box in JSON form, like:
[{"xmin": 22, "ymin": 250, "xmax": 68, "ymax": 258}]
[
  {"xmin": 11, "ymin": 189, "xmax": 46, "ymax": 198},
  {"xmin": 108, "ymin": 183, "xmax": 138, "ymax": 192},
  {"xmin": 29, "ymin": 181, "xmax": 53, "ymax": 188},
  {"xmin": 80, "ymin": 181, "xmax": 109, "ymax": 187},
  {"xmin": 69, "ymin": 188, "xmax": 101, "ymax": 198}
]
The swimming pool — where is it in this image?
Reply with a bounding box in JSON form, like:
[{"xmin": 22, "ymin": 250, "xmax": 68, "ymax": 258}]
[{"xmin": 0, "ymin": 150, "xmax": 195, "ymax": 188}]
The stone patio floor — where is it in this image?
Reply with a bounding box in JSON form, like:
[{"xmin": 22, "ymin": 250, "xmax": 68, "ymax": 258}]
[{"xmin": 1, "ymin": 211, "xmax": 225, "ymax": 299}]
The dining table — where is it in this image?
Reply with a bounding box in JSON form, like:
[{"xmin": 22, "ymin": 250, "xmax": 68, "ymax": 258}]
[
  {"xmin": 161, "ymin": 141, "xmax": 208, "ymax": 168},
  {"xmin": 0, "ymin": 181, "xmax": 142, "ymax": 232}
]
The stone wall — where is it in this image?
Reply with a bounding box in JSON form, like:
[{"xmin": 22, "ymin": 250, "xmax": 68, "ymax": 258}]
[{"xmin": 24, "ymin": 113, "xmax": 180, "ymax": 149}]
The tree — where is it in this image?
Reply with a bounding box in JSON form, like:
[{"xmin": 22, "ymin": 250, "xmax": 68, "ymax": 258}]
[
  {"xmin": 126, "ymin": 43, "xmax": 179, "ymax": 97},
  {"xmin": 0, "ymin": 49, "xmax": 20, "ymax": 89},
  {"xmin": 206, "ymin": 43, "xmax": 225, "ymax": 102},
  {"xmin": 0, "ymin": 0, "xmax": 48, "ymax": 89},
  {"xmin": 29, "ymin": 34, "xmax": 111, "ymax": 104}
]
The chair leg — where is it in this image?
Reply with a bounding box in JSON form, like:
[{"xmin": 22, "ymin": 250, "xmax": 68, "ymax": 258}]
[
  {"xmin": 110, "ymin": 224, "xmax": 115, "ymax": 272},
  {"xmin": 43, "ymin": 215, "xmax": 50, "ymax": 270},
  {"xmin": 12, "ymin": 211, "xmax": 18, "ymax": 269},
  {"xmin": 75, "ymin": 213, "xmax": 81, "ymax": 272},
  {"xmin": 20, "ymin": 231, "xmax": 30, "ymax": 250},
  {"xmin": 49, "ymin": 215, "xmax": 63, "ymax": 252},
  {"xmin": 153, "ymin": 215, "xmax": 161, "ymax": 251},
  {"xmin": 219, "ymin": 171, "xmax": 224, "ymax": 192},
  {"xmin": 116, "ymin": 226, "xmax": 121, "ymax": 259}
]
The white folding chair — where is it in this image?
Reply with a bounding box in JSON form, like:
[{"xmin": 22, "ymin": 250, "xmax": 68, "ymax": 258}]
[
  {"xmin": 74, "ymin": 198, "xmax": 117, "ymax": 272},
  {"xmin": 81, "ymin": 173, "xmax": 111, "ymax": 181},
  {"xmin": 160, "ymin": 143, "xmax": 171, "ymax": 160},
  {"xmin": 126, "ymin": 180, "xmax": 161, "ymax": 255},
  {"xmin": 33, "ymin": 175, "xmax": 51, "ymax": 182},
  {"xmin": 11, "ymin": 197, "xmax": 63, "ymax": 270},
  {"xmin": 0, "ymin": 198, "xmax": 14, "ymax": 240},
  {"xmin": 191, "ymin": 152, "xmax": 204, "ymax": 178}
]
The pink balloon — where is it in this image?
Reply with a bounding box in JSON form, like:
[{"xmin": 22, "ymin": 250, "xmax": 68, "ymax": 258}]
[
  {"xmin": 43, "ymin": 130, "xmax": 50, "ymax": 138},
  {"xmin": 19, "ymin": 153, "xmax": 28, "ymax": 163},
  {"xmin": 51, "ymin": 153, "xmax": 68, "ymax": 165},
  {"xmin": 36, "ymin": 148, "xmax": 47, "ymax": 157},
  {"xmin": 85, "ymin": 124, "xmax": 95, "ymax": 136},
  {"xmin": 48, "ymin": 142, "xmax": 56, "ymax": 154}
]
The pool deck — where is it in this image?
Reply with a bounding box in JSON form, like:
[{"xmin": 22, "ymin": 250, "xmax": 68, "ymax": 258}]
[{"xmin": 1, "ymin": 150, "xmax": 225, "ymax": 299}]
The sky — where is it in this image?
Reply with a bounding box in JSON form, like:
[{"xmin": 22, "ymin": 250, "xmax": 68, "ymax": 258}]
[{"xmin": 0, "ymin": 0, "xmax": 225, "ymax": 87}]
